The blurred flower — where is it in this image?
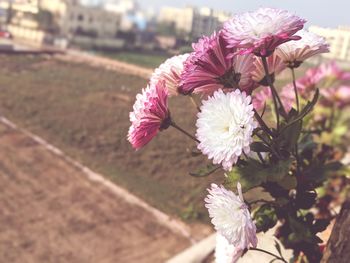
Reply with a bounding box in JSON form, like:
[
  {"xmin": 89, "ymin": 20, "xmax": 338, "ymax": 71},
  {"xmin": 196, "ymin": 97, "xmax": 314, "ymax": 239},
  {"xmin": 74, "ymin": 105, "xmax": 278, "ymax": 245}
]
[
  {"xmin": 252, "ymin": 86, "xmax": 272, "ymax": 111},
  {"xmin": 150, "ymin": 53, "xmax": 189, "ymax": 96},
  {"xmin": 316, "ymin": 61, "xmax": 350, "ymax": 83},
  {"xmin": 179, "ymin": 32, "xmax": 255, "ymax": 95},
  {"xmin": 281, "ymin": 62, "xmax": 350, "ymax": 106},
  {"xmin": 205, "ymin": 183, "xmax": 258, "ymax": 249},
  {"xmin": 223, "ymin": 7, "xmax": 306, "ymax": 57},
  {"xmin": 196, "ymin": 89, "xmax": 256, "ymax": 171},
  {"xmin": 276, "ymin": 29, "xmax": 329, "ymax": 67},
  {"xmin": 128, "ymin": 81, "xmax": 170, "ymax": 149},
  {"xmin": 252, "ymin": 53, "xmax": 286, "ymax": 85},
  {"xmin": 215, "ymin": 233, "xmax": 244, "ymax": 263},
  {"xmin": 280, "ymin": 84, "xmax": 297, "ymax": 112},
  {"xmin": 320, "ymin": 85, "xmax": 350, "ymax": 108}
]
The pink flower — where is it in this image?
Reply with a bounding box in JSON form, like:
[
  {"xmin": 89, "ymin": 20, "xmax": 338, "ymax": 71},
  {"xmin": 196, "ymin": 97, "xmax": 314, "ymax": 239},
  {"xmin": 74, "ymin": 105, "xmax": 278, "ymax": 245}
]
[
  {"xmin": 320, "ymin": 85, "xmax": 350, "ymax": 108},
  {"xmin": 252, "ymin": 86, "xmax": 272, "ymax": 111},
  {"xmin": 276, "ymin": 29, "xmax": 329, "ymax": 67},
  {"xmin": 316, "ymin": 61, "xmax": 350, "ymax": 83},
  {"xmin": 222, "ymin": 8, "xmax": 306, "ymax": 57},
  {"xmin": 252, "ymin": 53, "xmax": 286, "ymax": 85},
  {"xmin": 128, "ymin": 81, "xmax": 171, "ymax": 149},
  {"xmin": 150, "ymin": 54, "xmax": 189, "ymax": 96},
  {"xmin": 280, "ymin": 84, "xmax": 297, "ymax": 112},
  {"xmin": 179, "ymin": 32, "xmax": 255, "ymax": 95}
]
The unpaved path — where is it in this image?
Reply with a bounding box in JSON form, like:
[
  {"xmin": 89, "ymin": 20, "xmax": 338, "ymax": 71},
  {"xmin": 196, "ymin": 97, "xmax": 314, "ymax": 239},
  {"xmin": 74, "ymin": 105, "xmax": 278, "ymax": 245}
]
[{"xmin": 0, "ymin": 121, "xmax": 190, "ymax": 263}]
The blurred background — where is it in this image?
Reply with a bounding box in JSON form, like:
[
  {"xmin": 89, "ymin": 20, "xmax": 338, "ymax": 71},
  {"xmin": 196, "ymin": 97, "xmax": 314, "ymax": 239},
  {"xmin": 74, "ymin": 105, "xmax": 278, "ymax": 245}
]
[{"xmin": 0, "ymin": 0, "xmax": 349, "ymax": 262}]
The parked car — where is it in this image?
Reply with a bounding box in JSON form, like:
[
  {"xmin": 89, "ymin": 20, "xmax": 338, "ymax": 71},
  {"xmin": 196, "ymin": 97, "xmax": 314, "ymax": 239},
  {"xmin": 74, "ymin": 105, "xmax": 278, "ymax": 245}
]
[{"xmin": 0, "ymin": 30, "xmax": 12, "ymax": 39}]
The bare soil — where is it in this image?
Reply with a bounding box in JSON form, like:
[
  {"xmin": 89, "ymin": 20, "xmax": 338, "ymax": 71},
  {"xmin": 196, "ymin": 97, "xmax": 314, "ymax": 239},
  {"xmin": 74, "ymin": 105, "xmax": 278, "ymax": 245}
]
[
  {"xmin": 0, "ymin": 54, "xmax": 223, "ymax": 221},
  {"xmin": 0, "ymin": 122, "xmax": 191, "ymax": 263}
]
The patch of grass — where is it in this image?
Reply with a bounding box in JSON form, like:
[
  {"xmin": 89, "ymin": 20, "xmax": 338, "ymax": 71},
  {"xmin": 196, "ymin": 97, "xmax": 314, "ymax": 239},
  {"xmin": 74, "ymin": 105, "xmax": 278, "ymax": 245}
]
[
  {"xmin": 0, "ymin": 54, "xmax": 221, "ymax": 220},
  {"xmin": 96, "ymin": 51, "xmax": 169, "ymax": 69}
]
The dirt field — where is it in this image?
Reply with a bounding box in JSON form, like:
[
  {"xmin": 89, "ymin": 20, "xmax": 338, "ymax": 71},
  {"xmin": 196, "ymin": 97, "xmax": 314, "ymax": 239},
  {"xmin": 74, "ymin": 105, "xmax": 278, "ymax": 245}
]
[
  {"xmin": 0, "ymin": 54, "xmax": 224, "ymax": 221},
  {"xmin": 0, "ymin": 121, "xmax": 193, "ymax": 262}
]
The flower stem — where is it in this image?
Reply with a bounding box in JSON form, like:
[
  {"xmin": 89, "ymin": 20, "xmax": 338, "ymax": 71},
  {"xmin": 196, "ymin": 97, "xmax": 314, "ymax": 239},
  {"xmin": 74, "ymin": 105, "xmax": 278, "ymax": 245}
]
[
  {"xmin": 250, "ymin": 247, "xmax": 287, "ymax": 263},
  {"xmin": 170, "ymin": 121, "xmax": 200, "ymax": 143},
  {"xmin": 254, "ymin": 109, "xmax": 275, "ymax": 138},
  {"xmin": 261, "ymin": 56, "xmax": 280, "ymax": 130},
  {"xmin": 291, "ymin": 67, "xmax": 300, "ymax": 112},
  {"xmin": 189, "ymin": 94, "xmax": 201, "ymax": 112},
  {"xmin": 257, "ymin": 152, "xmax": 266, "ymax": 166}
]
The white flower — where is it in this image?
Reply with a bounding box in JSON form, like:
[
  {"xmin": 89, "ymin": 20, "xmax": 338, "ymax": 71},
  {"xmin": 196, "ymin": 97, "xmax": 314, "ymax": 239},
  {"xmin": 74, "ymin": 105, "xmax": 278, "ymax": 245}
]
[
  {"xmin": 215, "ymin": 233, "xmax": 244, "ymax": 263},
  {"xmin": 196, "ymin": 89, "xmax": 257, "ymax": 171},
  {"xmin": 222, "ymin": 7, "xmax": 306, "ymax": 56},
  {"xmin": 276, "ymin": 29, "xmax": 329, "ymax": 65},
  {"xmin": 205, "ymin": 183, "xmax": 258, "ymax": 249},
  {"xmin": 150, "ymin": 53, "xmax": 189, "ymax": 96}
]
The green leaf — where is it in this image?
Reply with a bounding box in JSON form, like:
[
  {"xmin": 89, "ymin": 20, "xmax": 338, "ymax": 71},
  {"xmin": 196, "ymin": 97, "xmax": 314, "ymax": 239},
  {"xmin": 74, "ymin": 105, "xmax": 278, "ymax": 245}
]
[
  {"xmin": 253, "ymin": 204, "xmax": 278, "ymax": 232},
  {"xmin": 274, "ymin": 240, "xmax": 283, "ymax": 257},
  {"xmin": 298, "ymin": 134, "xmax": 317, "ymax": 153},
  {"xmin": 280, "ymin": 89, "xmax": 319, "ymax": 135},
  {"xmin": 277, "ymin": 174, "xmax": 297, "ymax": 190},
  {"xmin": 276, "ymin": 120, "xmax": 302, "ymax": 152},
  {"xmin": 189, "ymin": 164, "xmax": 220, "ymax": 177},
  {"xmin": 268, "ymin": 159, "xmax": 293, "ymax": 183},
  {"xmin": 226, "ymin": 159, "xmax": 292, "ymax": 192},
  {"xmin": 225, "ymin": 159, "xmax": 268, "ymax": 191},
  {"xmin": 304, "ymin": 161, "xmax": 345, "ymax": 185},
  {"xmin": 288, "ymin": 216, "xmax": 315, "ymax": 244},
  {"xmin": 312, "ymin": 219, "xmax": 330, "ymax": 233},
  {"xmin": 250, "ymin": 141, "xmax": 271, "ymax": 153}
]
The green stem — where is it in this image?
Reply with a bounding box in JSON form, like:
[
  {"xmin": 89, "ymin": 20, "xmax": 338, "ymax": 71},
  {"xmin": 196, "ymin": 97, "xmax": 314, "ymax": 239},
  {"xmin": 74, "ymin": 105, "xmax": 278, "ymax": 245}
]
[
  {"xmin": 291, "ymin": 67, "xmax": 300, "ymax": 112},
  {"xmin": 254, "ymin": 131, "xmax": 280, "ymax": 158},
  {"xmin": 189, "ymin": 94, "xmax": 201, "ymax": 112},
  {"xmin": 257, "ymin": 152, "xmax": 266, "ymax": 166},
  {"xmin": 170, "ymin": 121, "xmax": 200, "ymax": 143},
  {"xmin": 261, "ymin": 56, "xmax": 280, "ymax": 130},
  {"xmin": 254, "ymin": 109, "xmax": 275, "ymax": 138},
  {"xmin": 295, "ymin": 143, "xmax": 301, "ymax": 175},
  {"xmin": 250, "ymin": 247, "xmax": 287, "ymax": 263}
]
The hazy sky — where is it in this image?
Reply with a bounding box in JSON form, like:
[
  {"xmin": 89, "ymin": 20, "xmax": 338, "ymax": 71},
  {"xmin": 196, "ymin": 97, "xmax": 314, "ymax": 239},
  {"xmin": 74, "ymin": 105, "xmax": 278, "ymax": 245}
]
[{"xmin": 139, "ymin": 0, "xmax": 350, "ymax": 28}]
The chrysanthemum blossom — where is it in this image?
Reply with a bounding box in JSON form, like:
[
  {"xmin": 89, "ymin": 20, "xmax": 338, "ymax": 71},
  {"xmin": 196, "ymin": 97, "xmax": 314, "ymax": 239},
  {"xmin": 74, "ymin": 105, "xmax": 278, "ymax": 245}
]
[
  {"xmin": 283, "ymin": 62, "xmax": 350, "ymax": 103},
  {"xmin": 196, "ymin": 89, "xmax": 257, "ymax": 170},
  {"xmin": 252, "ymin": 53, "xmax": 286, "ymax": 86},
  {"xmin": 223, "ymin": 8, "xmax": 306, "ymax": 57},
  {"xmin": 317, "ymin": 61, "xmax": 350, "ymax": 83},
  {"xmin": 280, "ymin": 84, "xmax": 297, "ymax": 112},
  {"xmin": 252, "ymin": 86, "xmax": 272, "ymax": 111},
  {"xmin": 128, "ymin": 81, "xmax": 170, "ymax": 149},
  {"xmin": 179, "ymin": 32, "xmax": 255, "ymax": 95},
  {"xmin": 276, "ymin": 29, "xmax": 329, "ymax": 67},
  {"xmin": 321, "ymin": 85, "xmax": 350, "ymax": 108},
  {"xmin": 150, "ymin": 54, "xmax": 189, "ymax": 96},
  {"xmin": 215, "ymin": 233, "xmax": 244, "ymax": 263},
  {"xmin": 205, "ymin": 183, "xmax": 258, "ymax": 249}
]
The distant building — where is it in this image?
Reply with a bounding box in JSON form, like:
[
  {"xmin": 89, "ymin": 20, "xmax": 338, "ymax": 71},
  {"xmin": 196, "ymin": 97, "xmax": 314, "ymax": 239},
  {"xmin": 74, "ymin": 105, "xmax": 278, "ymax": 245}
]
[
  {"xmin": 309, "ymin": 25, "xmax": 350, "ymax": 62},
  {"xmin": 0, "ymin": 0, "xmax": 40, "ymax": 29},
  {"xmin": 191, "ymin": 7, "xmax": 230, "ymax": 39},
  {"xmin": 158, "ymin": 6, "xmax": 231, "ymax": 40},
  {"xmin": 0, "ymin": 0, "xmax": 126, "ymax": 49},
  {"xmin": 61, "ymin": 2, "xmax": 122, "ymax": 39},
  {"xmin": 158, "ymin": 6, "xmax": 194, "ymax": 36}
]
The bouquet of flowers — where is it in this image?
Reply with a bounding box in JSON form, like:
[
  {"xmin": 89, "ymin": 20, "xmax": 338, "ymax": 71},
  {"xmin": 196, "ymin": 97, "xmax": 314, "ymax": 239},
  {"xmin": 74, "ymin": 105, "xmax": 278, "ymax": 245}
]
[{"xmin": 127, "ymin": 7, "xmax": 350, "ymax": 263}]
